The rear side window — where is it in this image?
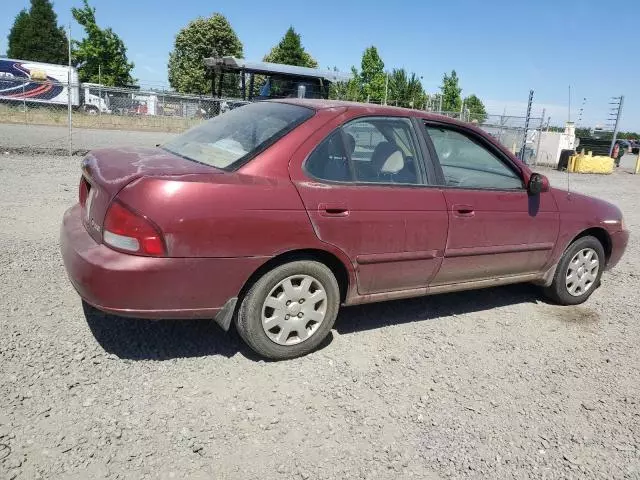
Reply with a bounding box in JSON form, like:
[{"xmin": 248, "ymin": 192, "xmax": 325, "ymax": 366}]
[
  {"xmin": 305, "ymin": 117, "xmax": 424, "ymax": 185},
  {"xmin": 162, "ymin": 102, "xmax": 313, "ymax": 170},
  {"xmin": 306, "ymin": 131, "xmax": 352, "ymax": 182},
  {"xmin": 425, "ymin": 126, "xmax": 523, "ymax": 190}
]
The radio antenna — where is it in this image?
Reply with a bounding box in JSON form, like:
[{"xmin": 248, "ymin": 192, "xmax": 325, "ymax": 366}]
[{"xmin": 566, "ymin": 86, "xmax": 572, "ymax": 197}]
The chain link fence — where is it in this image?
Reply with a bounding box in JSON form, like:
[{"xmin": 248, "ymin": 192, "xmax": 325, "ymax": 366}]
[
  {"xmin": 0, "ymin": 77, "xmax": 250, "ymax": 152},
  {"xmin": 352, "ymin": 99, "xmax": 544, "ymax": 164},
  {"xmin": 1, "ymin": 76, "xmax": 544, "ymax": 164}
]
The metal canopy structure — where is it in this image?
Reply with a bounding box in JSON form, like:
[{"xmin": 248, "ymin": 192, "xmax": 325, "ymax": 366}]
[
  {"xmin": 204, "ymin": 56, "xmax": 350, "ymax": 101},
  {"xmin": 204, "ymin": 56, "xmax": 351, "ymax": 83}
]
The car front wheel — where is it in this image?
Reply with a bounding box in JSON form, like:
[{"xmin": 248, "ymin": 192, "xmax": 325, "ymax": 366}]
[
  {"xmin": 236, "ymin": 260, "xmax": 340, "ymax": 359},
  {"xmin": 543, "ymin": 235, "xmax": 605, "ymax": 305}
]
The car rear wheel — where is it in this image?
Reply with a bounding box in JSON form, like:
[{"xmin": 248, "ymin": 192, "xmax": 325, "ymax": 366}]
[
  {"xmin": 543, "ymin": 235, "xmax": 605, "ymax": 305},
  {"xmin": 236, "ymin": 260, "xmax": 340, "ymax": 359}
]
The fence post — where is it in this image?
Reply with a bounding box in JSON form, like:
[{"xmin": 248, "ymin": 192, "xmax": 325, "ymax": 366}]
[
  {"xmin": 98, "ymin": 65, "xmax": 102, "ymax": 127},
  {"xmin": 67, "ymin": 23, "xmax": 73, "ymax": 157},
  {"xmin": 23, "ymin": 82, "xmax": 27, "ymax": 124}
]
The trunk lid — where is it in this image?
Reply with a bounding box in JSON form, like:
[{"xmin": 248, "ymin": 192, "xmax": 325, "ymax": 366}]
[{"xmin": 80, "ymin": 146, "xmax": 219, "ymax": 243}]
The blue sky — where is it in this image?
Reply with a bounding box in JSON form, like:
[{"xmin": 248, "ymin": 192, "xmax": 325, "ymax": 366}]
[{"xmin": 1, "ymin": 0, "xmax": 638, "ymax": 130}]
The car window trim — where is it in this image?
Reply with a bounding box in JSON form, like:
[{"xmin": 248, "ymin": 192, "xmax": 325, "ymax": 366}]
[
  {"xmin": 421, "ymin": 120, "xmax": 526, "ymax": 191},
  {"xmin": 410, "ymin": 117, "xmax": 441, "ymax": 185},
  {"xmin": 302, "ymin": 115, "xmax": 433, "ymax": 188}
]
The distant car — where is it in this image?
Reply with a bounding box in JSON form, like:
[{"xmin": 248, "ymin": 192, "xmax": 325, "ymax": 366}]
[
  {"xmin": 60, "ymin": 100, "xmax": 629, "ymax": 359},
  {"xmin": 629, "ymin": 140, "xmax": 640, "ymax": 155}
]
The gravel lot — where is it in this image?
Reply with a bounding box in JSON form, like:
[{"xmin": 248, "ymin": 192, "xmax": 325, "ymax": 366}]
[{"xmin": 1, "ymin": 150, "xmax": 639, "ymax": 480}]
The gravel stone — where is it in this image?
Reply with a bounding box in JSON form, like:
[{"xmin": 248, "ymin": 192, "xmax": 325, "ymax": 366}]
[{"xmin": 1, "ymin": 151, "xmax": 639, "ymax": 479}]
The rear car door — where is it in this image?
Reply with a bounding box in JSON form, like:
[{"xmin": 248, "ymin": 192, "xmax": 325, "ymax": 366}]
[
  {"xmin": 422, "ymin": 122, "xmax": 559, "ymax": 285},
  {"xmin": 289, "ymin": 114, "xmax": 448, "ymax": 295}
]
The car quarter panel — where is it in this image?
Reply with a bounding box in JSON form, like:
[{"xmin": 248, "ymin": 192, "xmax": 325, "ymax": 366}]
[
  {"xmin": 116, "ymin": 174, "xmax": 319, "ymax": 258},
  {"xmin": 61, "ymin": 204, "xmax": 266, "ymax": 317}
]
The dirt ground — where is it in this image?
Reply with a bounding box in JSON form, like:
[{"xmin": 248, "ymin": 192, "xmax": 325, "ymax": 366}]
[{"xmin": 1, "ymin": 152, "xmax": 639, "ymax": 480}]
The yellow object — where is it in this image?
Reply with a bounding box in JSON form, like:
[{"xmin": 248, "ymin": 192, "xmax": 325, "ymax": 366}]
[
  {"xmin": 635, "ymin": 154, "xmax": 640, "ymax": 174},
  {"xmin": 568, "ymin": 152, "xmax": 614, "ymax": 174},
  {"xmin": 29, "ymin": 69, "xmax": 47, "ymax": 81}
]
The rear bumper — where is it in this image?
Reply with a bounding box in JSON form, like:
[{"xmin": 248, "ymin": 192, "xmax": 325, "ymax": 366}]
[
  {"xmin": 60, "ymin": 204, "xmax": 267, "ymax": 319},
  {"xmin": 606, "ymin": 229, "xmax": 629, "ymax": 270}
]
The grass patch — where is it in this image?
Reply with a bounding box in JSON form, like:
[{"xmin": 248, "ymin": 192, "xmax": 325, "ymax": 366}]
[{"xmin": 0, "ymin": 104, "xmax": 204, "ymax": 133}]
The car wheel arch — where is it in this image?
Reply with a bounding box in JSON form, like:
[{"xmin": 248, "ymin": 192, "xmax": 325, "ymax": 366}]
[
  {"xmin": 570, "ymin": 227, "xmax": 612, "ymax": 264},
  {"xmin": 235, "ymin": 248, "xmax": 353, "ymax": 310}
]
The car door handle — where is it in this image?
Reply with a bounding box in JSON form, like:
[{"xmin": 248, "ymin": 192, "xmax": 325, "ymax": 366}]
[
  {"xmin": 452, "ymin": 204, "xmax": 475, "ymax": 217},
  {"xmin": 318, "ymin": 203, "xmax": 349, "ymax": 217}
]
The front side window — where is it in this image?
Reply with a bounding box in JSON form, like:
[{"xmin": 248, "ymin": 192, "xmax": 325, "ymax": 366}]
[
  {"xmin": 425, "ymin": 126, "xmax": 523, "ymax": 190},
  {"xmin": 162, "ymin": 102, "xmax": 313, "ymax": 170}
]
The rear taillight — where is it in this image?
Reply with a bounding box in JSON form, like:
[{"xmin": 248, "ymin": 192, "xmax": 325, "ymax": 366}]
[
  {"xmin": 79, "ymin": 177, "xmax": 89, "ymax": 207},
  {"xmin": 103, "ymin": 200, "xmax": 166, "ymax": 256}
]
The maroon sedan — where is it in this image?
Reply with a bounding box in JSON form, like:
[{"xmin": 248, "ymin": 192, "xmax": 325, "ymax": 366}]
[{"xmin": 61, "ymin": 100, "xmax": 628, "ymax": 359}]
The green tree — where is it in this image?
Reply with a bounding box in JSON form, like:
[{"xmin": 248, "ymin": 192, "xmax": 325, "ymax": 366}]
[
  {"xmin": 263, "ymin": 27, "xmax": 317, "ymax": 68},
  {"xmin": 7, "ymin": 10, "xmax": 30, "ymax": 59},
  {"xmin": 71, "ymin": 0, "xmax": 134, "ymax": 86},
  {"xmin": 329, "ymin": 66, "xmax": 363, "ymax": 101},
  {"xmin": 388, "ymin": 68, "xmax": 407, "ymax": 105},
  {"xmin": 388, "ymin": 68, "xmax": 426, "ymax": 108},
  {"xmin": 360, "ymin": 46, "xmax": 385, "ymax": 103},
  {"xmin": 168, "ymin": 13, "xmax": 243, "ymax": 95},
  {"xmin": 440, "ymin": 70, "xmax": 462, "ymax": 113},
  {"xmin": 7, "ymin": 0, "xmax": 68, "ymax": 64},
  {"xmin": 464, "ymin": 94, "xmax": 487, "ymax": 123},
  {"xmin": 575, "ymin": 127, "xmax": 591, "ymax": 138}
]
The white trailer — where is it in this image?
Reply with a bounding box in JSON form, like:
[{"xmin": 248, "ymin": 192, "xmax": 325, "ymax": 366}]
[{"xmin": 0, "ymin": 58, "xmax": 109, "ymax": 113}]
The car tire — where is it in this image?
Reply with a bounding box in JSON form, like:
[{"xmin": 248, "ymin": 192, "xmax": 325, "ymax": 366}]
[
  {"xmin": 543, "ymin": 235, "xmax": 605, "ymax": 305},
  {"xmin": 236, "ymin": 260, "xmax": 340, "ymax": 360}
]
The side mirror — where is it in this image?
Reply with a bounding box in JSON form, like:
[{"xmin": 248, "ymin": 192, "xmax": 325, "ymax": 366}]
[{"xmin": 528, "ymin": 172, "xmax": 549, "ymax": 195}]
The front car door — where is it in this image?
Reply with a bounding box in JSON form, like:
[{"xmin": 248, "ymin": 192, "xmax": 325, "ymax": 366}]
[
  {"xmin": 422, "ymin": 122, "xmax": 559, "ymax": 285},
  {"xmin": 289, "ymin": 112, "xmax": 448, "ymax": 296}
]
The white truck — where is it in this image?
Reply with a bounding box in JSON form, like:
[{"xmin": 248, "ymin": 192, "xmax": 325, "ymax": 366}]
[{"xmin": 0, "ymin": 57, "xmax": 110, "ymax": 114}]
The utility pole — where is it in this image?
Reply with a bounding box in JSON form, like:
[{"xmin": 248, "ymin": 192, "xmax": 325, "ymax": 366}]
[
  {"xmin": 98, "ymin": 64, "xmax": 102, "ymax": 119},
  {"xmin": 608, "ymin": 95, "xmax": 624, "ymax": 156},
  {"xmin": 577, "ymin": 97, "xmax": 586, "ymax": 126}
]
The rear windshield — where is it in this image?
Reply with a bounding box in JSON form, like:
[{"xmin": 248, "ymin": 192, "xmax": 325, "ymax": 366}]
[{"xmin": 161, "ymin": 102, "xmax": 313, "ymax": 170}]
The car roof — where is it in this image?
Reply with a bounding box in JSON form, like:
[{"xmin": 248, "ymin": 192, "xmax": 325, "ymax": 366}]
[{"xmin": 270, "ymin": 98, "xmax": 471, "ymax": 126}]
